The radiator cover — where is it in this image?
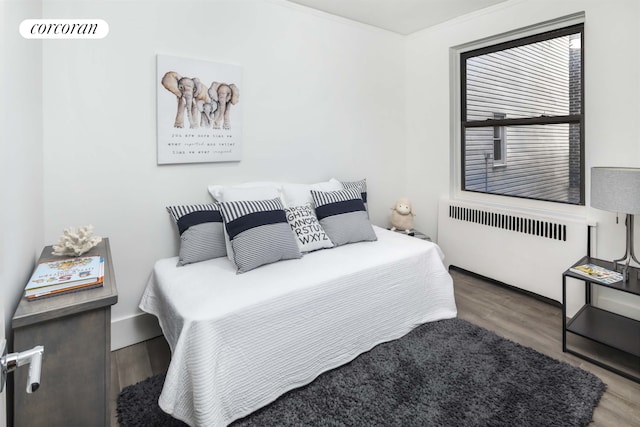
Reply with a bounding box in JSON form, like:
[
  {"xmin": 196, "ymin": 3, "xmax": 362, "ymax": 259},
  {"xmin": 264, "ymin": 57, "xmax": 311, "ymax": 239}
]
[{"xmin": 438, "ymin": 198, "xmax": 587, "ymax": 317}]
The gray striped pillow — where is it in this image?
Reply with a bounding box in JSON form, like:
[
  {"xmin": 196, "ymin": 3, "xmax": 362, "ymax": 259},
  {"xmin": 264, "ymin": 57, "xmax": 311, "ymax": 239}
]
[
  {"xmin": 339, "ymin": 178, "xmax": 368, "ymax": 209},
  {"xmin": 220, "ymin": 198, "xmax": 302, "ymax": 273},
  {"xmin": 311, "ymin": 189, "xmax": 377, "ymax": 247},
  {"xmin": 166, "ymin": 204, "xmax": 227, "ymax": 266}
]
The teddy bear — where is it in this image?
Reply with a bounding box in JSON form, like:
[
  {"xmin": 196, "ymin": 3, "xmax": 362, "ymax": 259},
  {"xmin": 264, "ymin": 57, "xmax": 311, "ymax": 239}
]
[{"xmin": 390, "ymin": 197, "xmax": 415, "ymax": 233}]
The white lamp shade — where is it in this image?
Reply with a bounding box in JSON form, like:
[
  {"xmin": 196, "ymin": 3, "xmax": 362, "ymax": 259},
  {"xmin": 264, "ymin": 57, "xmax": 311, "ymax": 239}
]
[{"xmin": 591, "ymin": 167, "xmax": 640, "ymax": 214}]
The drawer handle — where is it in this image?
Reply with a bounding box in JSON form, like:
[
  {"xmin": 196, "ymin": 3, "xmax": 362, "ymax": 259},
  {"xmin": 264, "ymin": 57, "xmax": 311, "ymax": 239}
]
[{"xmin": 0, "ymin": 339, "xmax": 44, "ymax": 394}]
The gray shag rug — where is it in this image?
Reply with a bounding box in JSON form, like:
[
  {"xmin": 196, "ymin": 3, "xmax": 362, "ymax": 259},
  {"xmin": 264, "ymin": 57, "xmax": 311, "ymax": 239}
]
[{"xmin": 117, "ymin": 318, "xmax": 605, "ymax": 426}]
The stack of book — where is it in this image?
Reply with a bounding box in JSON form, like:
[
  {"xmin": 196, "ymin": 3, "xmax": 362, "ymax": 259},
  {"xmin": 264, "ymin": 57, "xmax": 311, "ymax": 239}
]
[
  {"xmin": 569, "ymin": 262, "xmax": 623, "ymax": 285},
  {"xmin": 24, "ymin": 255, "xmax": 104, "ymax": 300}
]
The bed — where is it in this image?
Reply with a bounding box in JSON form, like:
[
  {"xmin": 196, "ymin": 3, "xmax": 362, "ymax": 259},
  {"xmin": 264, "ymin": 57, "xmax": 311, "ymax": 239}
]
[{"xmin": 140, "ymin": 225, "xmax": 457, "ymax": 426}]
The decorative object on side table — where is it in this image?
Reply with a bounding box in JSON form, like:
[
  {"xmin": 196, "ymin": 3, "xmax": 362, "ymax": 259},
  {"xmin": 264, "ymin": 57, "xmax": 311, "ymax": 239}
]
[
  {"xmin": 591, "ymin": 167, "xmax": 640, "ymax": 281},
  {"xmin": 51, "ymin": 224, "xmax": 102, "ymax": 256},
  {"xmin": 569, "ymin": 262, "xmax": 623, "ymax": 285},
  {"xmin": 390, "ymin": 197, "xmax": 415, "ymax": 233},
  {"xmin": 24, "ymin": 255, "xmax": 104, "ymax": 300}
]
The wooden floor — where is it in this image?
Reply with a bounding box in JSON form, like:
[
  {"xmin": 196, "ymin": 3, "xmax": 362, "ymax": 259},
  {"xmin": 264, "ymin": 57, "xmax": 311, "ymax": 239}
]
[{"xmin": 110, "ymin": 268, "xmax": 640, "ymax": 426}]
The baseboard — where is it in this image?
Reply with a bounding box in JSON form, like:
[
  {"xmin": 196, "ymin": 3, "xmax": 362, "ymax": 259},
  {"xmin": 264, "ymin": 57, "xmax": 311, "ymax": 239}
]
[
  {"xmin": 111, "ymin": 312, "xmax": 163, "ymax": 351},
  {"xmin": 449, "ymin": 266, "xmax": 562, "ymax": 307}
]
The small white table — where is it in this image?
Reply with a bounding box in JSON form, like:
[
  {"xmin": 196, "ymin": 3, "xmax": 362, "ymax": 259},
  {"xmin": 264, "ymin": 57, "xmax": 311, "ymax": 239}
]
[{"xmin": 389, "ymin": 229, "xmax": 432, "ymax": 241}]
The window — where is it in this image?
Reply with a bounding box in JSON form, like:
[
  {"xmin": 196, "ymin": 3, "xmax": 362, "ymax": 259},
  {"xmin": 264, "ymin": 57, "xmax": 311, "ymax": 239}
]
[
  {"xmin": 492, "ymin": 112, "xmax": 506, "ymax": 167},
  {"xmin": 460, "ymin": 24, "xmax": 584, "ymax": 205}
]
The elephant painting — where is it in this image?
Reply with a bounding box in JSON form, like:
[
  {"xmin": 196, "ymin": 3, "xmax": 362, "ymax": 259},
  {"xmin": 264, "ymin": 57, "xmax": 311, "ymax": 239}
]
[
  {"xmin": 157, "ymin": 56, "xmax": 242, "ymax": 164},
  {"xmin": 199, "ymin": 101, "xmax": 218, "ymax": 128},
  {"xmin": 208, "ymin": 82, "xmax": 240, "ymax": 130},
  {"xmin": 161, "ymin": 71, "xmax": 211, "ymax": 128}
]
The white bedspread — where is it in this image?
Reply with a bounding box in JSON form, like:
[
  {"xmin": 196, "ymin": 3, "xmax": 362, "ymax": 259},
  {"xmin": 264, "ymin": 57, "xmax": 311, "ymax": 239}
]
[{"xmin": 140, "ymin": 226, "xmax": 457, "ymax": 426}]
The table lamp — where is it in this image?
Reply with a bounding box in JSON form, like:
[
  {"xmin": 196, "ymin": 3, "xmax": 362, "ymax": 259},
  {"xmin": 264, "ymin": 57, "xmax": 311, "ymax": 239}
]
[{"xmin": 591, "ymin": 167, "xmax": 640, "ymax": 280}]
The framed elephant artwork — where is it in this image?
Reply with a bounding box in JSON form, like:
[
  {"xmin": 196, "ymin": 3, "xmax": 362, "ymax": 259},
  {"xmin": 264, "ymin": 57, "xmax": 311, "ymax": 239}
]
[{"xmin": 157, "ymin": 55, "xmax": 242, "ymax": 164}]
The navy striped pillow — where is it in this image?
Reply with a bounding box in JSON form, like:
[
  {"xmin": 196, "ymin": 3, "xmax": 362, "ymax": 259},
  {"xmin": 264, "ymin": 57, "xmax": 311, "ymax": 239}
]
[
  {"xmin": 220, "ymin": 198, "xmax": 302, "ymax": 273},
  {"xmin": 310, "ymin": 189, "xmax": 377, "ymax": 247},
  {"xmin": 166, "ymin": 204, "xmax": 227, "ymax": 266},
  {"xmin": 339, "ymin": 178, "xmax": 368, "ymax": 204},
  {"xmin": 312, "ymin": 188, "xmax": 366, "ymax": 219}
]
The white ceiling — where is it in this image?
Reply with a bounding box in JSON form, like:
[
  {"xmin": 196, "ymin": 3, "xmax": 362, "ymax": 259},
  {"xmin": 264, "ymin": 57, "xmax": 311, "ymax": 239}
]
[{"xmin": 286, "ymin": 0, "xmax": 508, "ymax": 35}]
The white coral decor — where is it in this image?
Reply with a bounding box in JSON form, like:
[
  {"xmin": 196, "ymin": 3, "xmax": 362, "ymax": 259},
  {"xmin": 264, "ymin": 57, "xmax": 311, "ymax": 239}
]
[{"xmin": 52, "ymin": 225, "xmax": 102, "ymax": 256}]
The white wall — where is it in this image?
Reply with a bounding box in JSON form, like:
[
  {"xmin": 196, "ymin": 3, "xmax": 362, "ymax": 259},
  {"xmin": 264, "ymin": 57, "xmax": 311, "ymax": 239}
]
[
  {"xmin": 1, "ymin": 1, "xmax": 45, "ymax": 351},
  {"xmin": 405, "ymin": 0, "xmax": 640, "ymax": 316},
  {"xmin": 38, "ymin": 0, "xmax": 406, "ymax": 348},
  {"xmin": 1, "ymin": 0, "xmax": 45, "ymax": 422}
]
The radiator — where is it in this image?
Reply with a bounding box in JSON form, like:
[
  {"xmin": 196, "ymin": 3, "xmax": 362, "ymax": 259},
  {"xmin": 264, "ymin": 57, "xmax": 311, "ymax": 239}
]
[{"xmin": 437, "ymin": 198, "xmax": 588, "ymax": 317}]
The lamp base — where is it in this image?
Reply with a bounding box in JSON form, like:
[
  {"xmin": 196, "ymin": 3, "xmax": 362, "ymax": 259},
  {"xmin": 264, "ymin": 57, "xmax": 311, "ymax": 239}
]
[{"xmin": 613, "ymin": 214, "xmax": 639, "ymax": 281}]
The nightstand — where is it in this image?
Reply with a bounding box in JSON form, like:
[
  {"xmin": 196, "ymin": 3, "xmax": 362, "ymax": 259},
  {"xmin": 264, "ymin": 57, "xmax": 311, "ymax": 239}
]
[
  {"xmin": 562, "ymin": 256, "xmax": 640, "ymax": 383},
  {"xmin": 390, "ymin": 229, "xmax": 432, "ymax": 241},
  {"xmin": 12, "ymin": 238, "xmax": 118, "ymax": 427}
]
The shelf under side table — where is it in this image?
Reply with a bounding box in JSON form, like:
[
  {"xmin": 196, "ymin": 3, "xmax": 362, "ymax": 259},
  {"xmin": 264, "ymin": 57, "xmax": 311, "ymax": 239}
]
[{"xmin": 566, "ymin": 305, "xmax": 640, "ymax": 357}]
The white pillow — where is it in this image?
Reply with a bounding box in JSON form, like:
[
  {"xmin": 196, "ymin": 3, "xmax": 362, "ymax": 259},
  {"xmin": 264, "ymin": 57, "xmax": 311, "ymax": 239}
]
[
  {"xmin": 208, "ymin": 181, "xmax": 281, "ymax": 202},
  {"xmin": 281, "ymin": 180, "xmax": 343, "ymax": 207},
  {"xmin": 220, "ymin": 186, "xmax": 280, "ymax": 203},
  {"xmin": 312, "ymin": 180, "xmax": 344, "ymax": 191}
]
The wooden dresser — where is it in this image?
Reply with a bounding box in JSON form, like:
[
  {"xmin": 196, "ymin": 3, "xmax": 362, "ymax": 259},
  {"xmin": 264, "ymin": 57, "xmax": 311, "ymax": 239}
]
[{"xmin": 12, "ymin": 238, "xmax": 118, "ymax": 427}]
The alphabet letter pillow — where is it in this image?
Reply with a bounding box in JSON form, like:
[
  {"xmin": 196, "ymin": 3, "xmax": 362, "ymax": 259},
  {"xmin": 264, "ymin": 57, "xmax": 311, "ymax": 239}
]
[
  {"xmin": 166, "ymin": 204, "xmax": 227, "ymax": 266},
  {"xmin": 310, "ymin": 189, "xmax": 377, "ymax": 247},
  {"xmin": 284, "ymin": 204, "xmax": 334, "ymax": 253},
  {"xmin": 220, "ymin": 198, "xmax": 302, "ymax": 273}
]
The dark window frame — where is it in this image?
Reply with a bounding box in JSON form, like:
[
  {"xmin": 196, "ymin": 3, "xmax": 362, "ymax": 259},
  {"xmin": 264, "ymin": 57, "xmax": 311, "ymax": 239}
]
[
  {"xmin": 460, "ymin": 23, "xmax": 585, "ymax": 205},
  {"xmin": 492, "ymin": 112, "xmax": 506, "ymax": 166}
]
